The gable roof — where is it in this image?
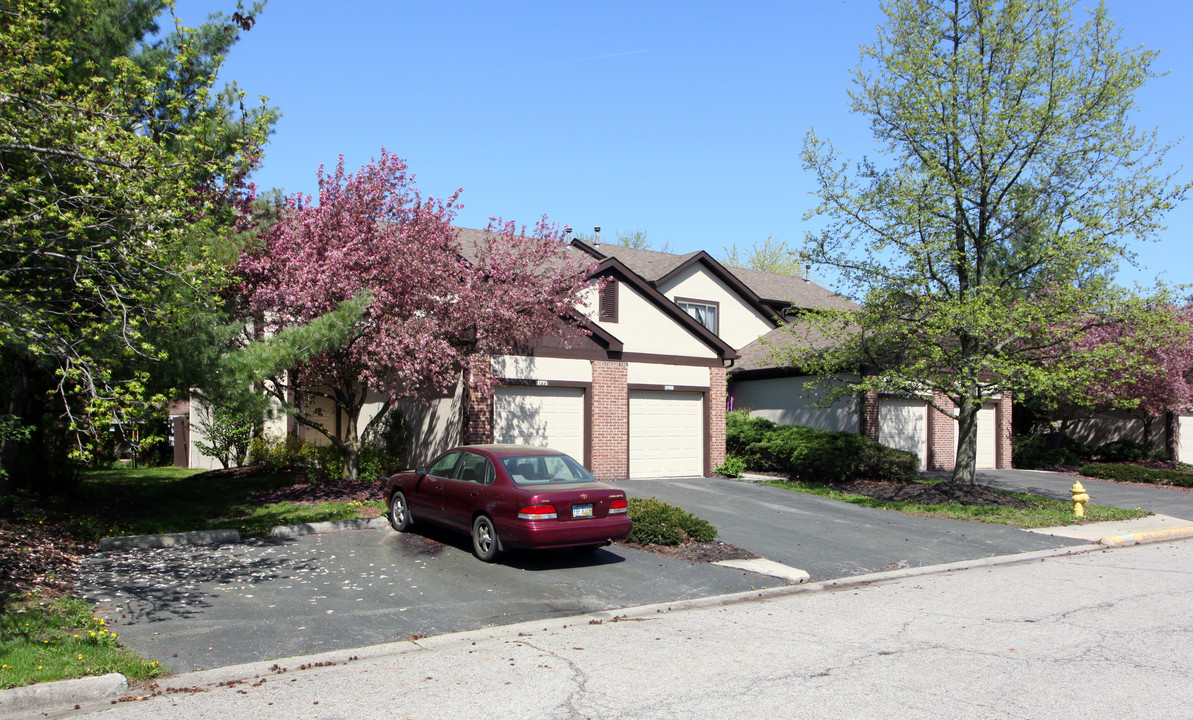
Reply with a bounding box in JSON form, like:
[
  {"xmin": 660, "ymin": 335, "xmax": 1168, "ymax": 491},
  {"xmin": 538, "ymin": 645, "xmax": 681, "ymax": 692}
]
[
  {"xmin": 591, "ymin": 258, "xmax": 738, "ymax": 360},
  {"xmin": 450, "ymin": 227, "xmax": 737, "ymax": 361},
  {"xmin": 572, "ymin": 239, "xmax": 858, "ymax": 313}
]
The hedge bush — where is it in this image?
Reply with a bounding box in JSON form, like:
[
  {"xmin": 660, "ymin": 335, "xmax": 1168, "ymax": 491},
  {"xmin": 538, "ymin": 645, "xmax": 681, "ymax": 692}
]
[
  {"xmin": 1012, "ymin": 432, "xmax": 1092, "ymax": 469},
  {"xmin": 725, "ymin": 411, "xmax": 918, "ymax": 483},
  {"xmin": 626, "ymin": 497, "xmax": 717, "ymax": 545},
  {"xmin": 1093, "ymin": 440, "xmax": 1149, "ymax": 463},
  {"xmin": 1078, "ymin": 462, "xmax": 1193, "ymax": 488}
]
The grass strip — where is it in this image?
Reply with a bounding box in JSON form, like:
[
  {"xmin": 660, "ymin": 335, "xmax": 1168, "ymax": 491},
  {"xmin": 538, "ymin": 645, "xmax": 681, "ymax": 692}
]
[
  {"xmin": 0, "ymin": 591, "xmax": 166, "ymax": 689},
  {"xmin": 761, "ymin": 479, "xmax": 1150, "ymax": 528}
]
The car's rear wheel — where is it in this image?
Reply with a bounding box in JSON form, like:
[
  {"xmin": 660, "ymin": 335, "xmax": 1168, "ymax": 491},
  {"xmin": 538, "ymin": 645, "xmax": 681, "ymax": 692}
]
[
  {"xmin": 389, "ymin": 491, "xmax": 412, "ymax": 532},
  {"xmin": 471, "ymin": 515, "xmax": 500, "ymax": 562}
]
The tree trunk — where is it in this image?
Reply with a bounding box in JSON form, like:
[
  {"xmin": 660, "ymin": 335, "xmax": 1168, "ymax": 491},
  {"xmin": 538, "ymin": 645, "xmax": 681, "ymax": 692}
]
[
  {"xmin": 0, "ymin": 354, "xmax": 33, "ymax": 498},
  {"xmin": 951, "ymin": 397, "xmax": 979, "ymax": 485}
]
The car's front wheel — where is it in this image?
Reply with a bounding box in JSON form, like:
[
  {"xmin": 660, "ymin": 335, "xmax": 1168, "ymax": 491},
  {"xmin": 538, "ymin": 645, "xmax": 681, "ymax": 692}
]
[
  {"xmin": 389, "ymin": 491, "xmax": 413, "ymax": 532},
  {"xmin": 471, "ymin": 515, "xmax": 500, "ymax": 562}
]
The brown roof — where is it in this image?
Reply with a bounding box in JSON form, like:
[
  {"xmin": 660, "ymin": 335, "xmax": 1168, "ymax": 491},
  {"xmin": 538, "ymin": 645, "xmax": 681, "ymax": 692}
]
[
  {"xmin": 578, "ymin": 243, "xmax": 703, "ymax": 281},
  {"xmin": 721, "ymin": 264, "xmax": 858, "ymax": 312},
  {"xmin": 577, "ymin": 241, "xmax": 857, "ymax": 312},
  {"xmin": 732, "ymin": 317, "xmax": 859, "ymax": 373}
]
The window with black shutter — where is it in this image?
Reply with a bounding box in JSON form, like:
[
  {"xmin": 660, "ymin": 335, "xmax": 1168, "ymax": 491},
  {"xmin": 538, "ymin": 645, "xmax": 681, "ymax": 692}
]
[{"xmin": 599, "ymin": 280, "xmax": 618, "ymax": 322}]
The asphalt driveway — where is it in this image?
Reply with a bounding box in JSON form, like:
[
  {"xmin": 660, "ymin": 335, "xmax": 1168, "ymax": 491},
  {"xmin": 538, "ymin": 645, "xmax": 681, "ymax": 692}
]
[
  {"xmin": 78, "ymin": 468, "xmax": 1192, "ymax": 674},
  {"xmin": 79, "ymin": 523, "xmax": 785, "ymax": 673},
  {"xmin": 616, "ymin": 476, "xmax": 1088, "ymax": 580}
]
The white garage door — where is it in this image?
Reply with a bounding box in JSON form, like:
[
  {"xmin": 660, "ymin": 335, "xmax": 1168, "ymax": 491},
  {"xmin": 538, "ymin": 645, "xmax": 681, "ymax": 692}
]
[
  {"xmin": 1180, "ymin": 416, "xmax": 1193, "ymax": 464},
  {"xmin": 629, "ymin": 391, "xmax": 703, "ymax": 478},
  {"xmin": 879, "ymin": 399, "xmax": 927, "ymax": 470},
  {"xmin": 975, "ymin": 402, "xmax": 997, "ymax": 469},
  {"xmin": 493, "ymin": 387, "xmax": 585, "ymax": 461}
]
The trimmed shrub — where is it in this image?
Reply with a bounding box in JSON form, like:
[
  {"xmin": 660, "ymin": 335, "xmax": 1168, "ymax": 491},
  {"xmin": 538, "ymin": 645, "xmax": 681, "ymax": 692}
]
[
  {"xmin": 626, "ymin": 497, "xmax": 718, "ymax": 545},
  {"xmin": 727, "ymin": 413, "xmax": 918, "ymax": 483},
  {"xmin": 1094, "ymin": 439, "xmax": 1148, "ymax": 463},
  {"xmin": 715, "ymin": 453, "xmax": 748, "ymax": 478},
  {"xmin": 1012, "ymin": 433, "xmax": 1092, "ymax": 469},
  {"xmin": 725, "ymin": 411, "xmax": 778, "ymax": 469},
  {"xmin": 1079, "ymin": 462, "xmax": 1193, "ymax": 488}
]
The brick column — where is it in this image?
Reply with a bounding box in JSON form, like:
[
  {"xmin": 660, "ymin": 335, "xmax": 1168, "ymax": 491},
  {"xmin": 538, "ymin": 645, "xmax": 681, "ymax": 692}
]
[
  {"xmin": 707, "ymin": 366, "xmax": 727, "ymax": 475},
  {"xmin": 463, "ymin": 356, "xmax": 494, "ymax": 445},
  {"xmin": 861, "ymin": 390, "xmax": 880, "ymax": 443},
  {"xmin": 590, "ymin": 361, "xmax": 628, "ymax": 481},
  {"xmin": 928, "ymin": 393, "xmax": 956, "ymax": 471},
  {"xmin": 997, "ymin": 394, "xmax": 1013, "ymax": 469}
]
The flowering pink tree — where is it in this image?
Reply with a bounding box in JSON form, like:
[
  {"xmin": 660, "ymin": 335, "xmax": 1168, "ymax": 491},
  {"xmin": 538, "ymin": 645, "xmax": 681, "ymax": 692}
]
[
  {"xmin": 235, "ymin": 150, "xmax": 596, "ymax": 480},
  {"xmin": 1065, "ymin": 305, "xmax": 1193, "ymax": 447}
]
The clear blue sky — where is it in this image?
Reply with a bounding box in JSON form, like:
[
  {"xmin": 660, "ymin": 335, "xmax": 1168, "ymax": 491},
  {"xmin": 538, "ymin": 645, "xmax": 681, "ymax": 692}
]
[{"xmin": 174, "ymin": 0, "xmax": 1192, "ymax": 297}]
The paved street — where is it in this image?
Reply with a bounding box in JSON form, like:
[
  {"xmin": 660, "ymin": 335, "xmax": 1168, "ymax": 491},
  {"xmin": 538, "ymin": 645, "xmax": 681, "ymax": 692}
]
[{"xmin": 64, "ymin": 539, "xmax": 1193, "ymax": 719}]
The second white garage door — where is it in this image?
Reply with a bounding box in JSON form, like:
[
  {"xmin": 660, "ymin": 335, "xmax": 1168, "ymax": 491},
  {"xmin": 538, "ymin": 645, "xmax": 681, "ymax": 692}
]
[
  {"xmin": 629, "ymin": 391, "xmax": 703, "ymax": 478},
  {"xmin": 492, "ymin": 386, "xmax": 585, "ymax": 462},
  {"xmin": 975, "ymin": 402, "xmax": 997, "ymax": 469}
]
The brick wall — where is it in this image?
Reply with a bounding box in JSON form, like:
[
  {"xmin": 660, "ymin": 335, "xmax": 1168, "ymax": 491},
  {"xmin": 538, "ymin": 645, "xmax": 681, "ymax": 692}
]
[
  {"xmin": 928, "ymin": 393, "xmax": 956, "ymax": 471},
  {"xmin": 707, "ymin": 367, "xmax": 727, "ymax": 473},
  {"xmin": 589, "ymin": 361, "xmax": 628, "ymax": 481},
  {"xmin": 463, "ymin": 356, "xmax": 494, "ymax": 445}
]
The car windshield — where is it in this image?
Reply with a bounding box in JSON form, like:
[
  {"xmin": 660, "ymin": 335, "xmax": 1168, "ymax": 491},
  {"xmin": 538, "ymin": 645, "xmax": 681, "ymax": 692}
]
[{"xmin": 501, "ymin": 454, "xmax": 596, "ymax": 485}]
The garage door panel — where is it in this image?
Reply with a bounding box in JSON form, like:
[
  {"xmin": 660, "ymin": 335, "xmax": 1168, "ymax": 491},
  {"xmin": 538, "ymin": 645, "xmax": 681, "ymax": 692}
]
[
  {"xmin": 493, "ymin": 387, "xmax": 584, "ymax": 461},
  {"xmin": 975, "ymin": 403, "xmax": 996, "ymax": 468},
  {"xmin": 879, "ymin": 399, "xmax": 927, "ymax": 470},
  {"xmin": 630, "ymin": 391, "xmax": 703, "ymax": 478}
]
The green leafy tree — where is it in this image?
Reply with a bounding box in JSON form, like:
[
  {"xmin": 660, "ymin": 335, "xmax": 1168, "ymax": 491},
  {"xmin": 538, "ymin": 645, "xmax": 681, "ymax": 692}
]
[
  {"xmin": 0, "ymin": 0, "xmax": 276, "ymax": 493},
  {"xmin": 720, "ymin": 235, "xmax": 803, "ymax": 275},
  {"xmin": 792, "ymin": 0, "xmax": 1189, "ymax": 484}
]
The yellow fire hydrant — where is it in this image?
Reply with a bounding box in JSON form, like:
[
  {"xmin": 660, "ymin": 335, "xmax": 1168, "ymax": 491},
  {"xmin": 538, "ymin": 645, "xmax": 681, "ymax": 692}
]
[{"xmin": 1070, "ymin": 481, "xmax": 1090, "ymax": 518}]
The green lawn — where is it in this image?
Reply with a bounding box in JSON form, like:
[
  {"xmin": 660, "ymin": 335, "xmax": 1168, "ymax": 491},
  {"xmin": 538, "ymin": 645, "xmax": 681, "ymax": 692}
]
[
  {"xmin": 67, "ymin": 466, "xmax": 384, "ymax": 540},
  {"xmin": 761, "ymin": 478, "xmax": 1150, "ymax": 528},
  {"xmin": 1, "ymin": 466, "xmax": 385, "ymax": 689},
  {"xmin": 0, "ymin": 591, "xmax": 166, "ymax": 690}
]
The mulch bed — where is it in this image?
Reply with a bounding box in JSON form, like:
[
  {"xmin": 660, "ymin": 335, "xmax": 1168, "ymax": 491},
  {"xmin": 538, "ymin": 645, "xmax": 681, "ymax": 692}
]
[
  {"xmin": 620, "ymin": 540, "xmax": 759, "ymax": 563},
  {"xmin": 250, "ymin": 478, "xmax": 385, "ymax": 505},
  {"xmin": 830, "ymin": 479, "xmax": 1034, "ymax": 508},
  {"xmin": 0, "ymin": 524, "xmax": 94, "ymax": 596}
]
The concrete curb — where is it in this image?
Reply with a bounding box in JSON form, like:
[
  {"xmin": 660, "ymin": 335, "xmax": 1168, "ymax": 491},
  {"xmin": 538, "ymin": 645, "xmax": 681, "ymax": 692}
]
[
  {"xmin": 0, "ymin": 673, "xmax": 126, "ymax": 718},
  {"xmin": 1100, "ymin": 525, "xmax": 1193, "ymax": 546},
  {"xmin": 269, "ymin": 517, "xmax": 389, "ymax": 538},
  {"xmin": 98, "ymin": 529, "xmax": 240, "ymax": 551}
]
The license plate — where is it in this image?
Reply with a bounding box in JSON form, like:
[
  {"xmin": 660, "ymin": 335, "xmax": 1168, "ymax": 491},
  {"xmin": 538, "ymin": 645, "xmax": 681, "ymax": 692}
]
[{"xmin": 572, "ymin": 503, "xmax": 593, "ymax": 518}]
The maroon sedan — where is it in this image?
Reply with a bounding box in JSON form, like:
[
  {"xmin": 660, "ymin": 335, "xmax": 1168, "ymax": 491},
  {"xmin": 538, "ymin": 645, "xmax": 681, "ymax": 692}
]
[{"xmin": 382, "ymin": 445, "xmax": 632, "ymax": 562}]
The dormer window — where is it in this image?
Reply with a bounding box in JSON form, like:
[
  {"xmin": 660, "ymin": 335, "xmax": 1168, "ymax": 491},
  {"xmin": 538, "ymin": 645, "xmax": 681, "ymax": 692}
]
[{"xmin": 676, "ymin": 298, "xmax": 718, "ymax": 335}]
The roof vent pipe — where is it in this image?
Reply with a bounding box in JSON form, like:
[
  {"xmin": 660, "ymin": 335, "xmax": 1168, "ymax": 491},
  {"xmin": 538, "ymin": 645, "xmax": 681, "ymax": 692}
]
[
  {"xmin": 804, "ymin": 263, "xmax": 811, "ymax": 282},
  {"xmin": 594, "ymin": 226, "xmax": 601, "ymax": 247},
  {"xmin": 564, "ymin": 225, "xmax": 572, "ymax": 242}
]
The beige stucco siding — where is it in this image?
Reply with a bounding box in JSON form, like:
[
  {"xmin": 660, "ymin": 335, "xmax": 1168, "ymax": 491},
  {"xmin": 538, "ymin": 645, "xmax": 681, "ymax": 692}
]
[
  {"xmin": 628, "ymin": 362, "xmax": 711, "ymax": 387},
  {"xmin": 729, "ymin": 375, "xmax": 858, "ymax": 432},
  {"xmin": 492, "ymin": 355, "xmax": 593, "ymax": 383},
  {"xmin": 604, "ymin": 283, "xmax": 717, "ymax": 358},
  {"xmin": 657, "ymin": 264, "xmax": 775, "ymax": 349}
]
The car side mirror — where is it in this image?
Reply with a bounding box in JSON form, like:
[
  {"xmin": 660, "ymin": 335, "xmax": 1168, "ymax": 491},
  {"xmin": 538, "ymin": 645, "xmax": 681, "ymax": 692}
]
[{"xmin": 416, "ymin": 466, "xmax": 427, "ymax": 476}]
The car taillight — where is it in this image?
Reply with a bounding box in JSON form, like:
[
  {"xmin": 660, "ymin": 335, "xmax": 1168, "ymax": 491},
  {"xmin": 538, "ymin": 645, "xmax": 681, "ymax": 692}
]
[
  {"xmin": 609, "ymin": 499, "xmax": 628, "ymax": 514},
  {"xmin": 518, "ymin": 504, "xmax": 557, "ymax": 520}
]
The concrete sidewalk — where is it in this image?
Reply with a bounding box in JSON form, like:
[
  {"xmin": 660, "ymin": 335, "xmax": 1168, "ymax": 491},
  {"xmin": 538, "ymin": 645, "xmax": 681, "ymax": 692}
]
[{"xmin": 1026, "ymin": 513, "xmax": 1193, "ymax": 543}]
